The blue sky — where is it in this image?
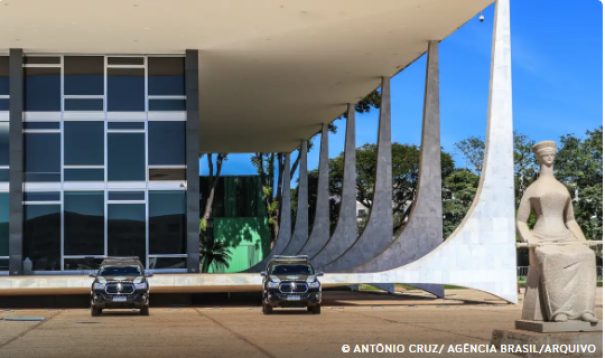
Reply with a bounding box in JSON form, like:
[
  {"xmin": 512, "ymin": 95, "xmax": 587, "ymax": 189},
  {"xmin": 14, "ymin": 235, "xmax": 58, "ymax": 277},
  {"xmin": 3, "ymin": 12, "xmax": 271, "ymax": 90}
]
[{"xmin": 202, "ymin": 0, "xmax": 603, "ymax": 184}]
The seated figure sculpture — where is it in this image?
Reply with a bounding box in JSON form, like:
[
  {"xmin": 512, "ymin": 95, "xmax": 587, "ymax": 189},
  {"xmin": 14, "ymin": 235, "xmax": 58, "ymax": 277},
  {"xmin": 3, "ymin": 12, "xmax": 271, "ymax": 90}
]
[{"xmin": 516, "ymin": 140, "xmax": 598, "ymax": 323}]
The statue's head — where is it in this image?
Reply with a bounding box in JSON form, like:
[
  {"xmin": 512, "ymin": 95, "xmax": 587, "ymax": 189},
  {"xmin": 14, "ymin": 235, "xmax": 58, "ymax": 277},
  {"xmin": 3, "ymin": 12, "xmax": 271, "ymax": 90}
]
[{"xmin": 533, "ymin": 140, "xmax": 557, "ymax": 167}]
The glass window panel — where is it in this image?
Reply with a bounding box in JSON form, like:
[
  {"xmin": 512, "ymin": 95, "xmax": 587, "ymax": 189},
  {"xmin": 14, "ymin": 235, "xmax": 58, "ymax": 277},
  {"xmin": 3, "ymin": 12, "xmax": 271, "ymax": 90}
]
[
  {"xmin": 0, "ymin": 122, "xmax": 7, "ymax": 166},
  {"xmin": 64, "ymin": 122, "xmax": 104, "ymax": 165},
  {"xmin": 108, "ymin": 191, "xmax": 145, "ymax": 201},
  {"xmin": 107, "ymin": 122, "xmax": 144, "ymax": 130},
  {"xmin": 23, "ymin": 122, "xmax": 60, "ymax": 130},
  {"xmin": 108, "ymin": 204, "xmax": 146, "ymax": 263},
  {"xmin": 0, "ymin": 259, "xmax": 7, "ymax": 271},
  {"xmin": 65, "ymin": 99, "xmax": 104, "ymax": 111},
  {"xmin": 149, "ymin": 257, "xmax": 186, "ymax": 269},
  {"xmin": 23, "ymin": 204, "xmax": 61, "ymax": 271},
  {"xmin": 0, "ymin": 99, "xmax": 8, "ymax": 111},
  {"xmin": 24, "ymin": 133, "xmax": 60, "ymax": 182},
  {"xmin": 148, "ymin": 57, "xmax": 185, "ymax": 96},
  {"xmin": 24, "ymin": 192, "xmax": 60, "ymax": 202},
  {"xmin": 107, "ymin": 68, "xmax": 145, "ymax": 112},
  {"xmin": 64, "ymin": 56, "xmax": 104, "ymax": 95},
  {"xmin": 64, "ymin": 191, "xmax": 104, "ymax": 255},
  {"xmin": 0, "ymin": 56, "xmax": 8, "ymax": 95},
  {"xmin": 108, "ymin": 133, "xmax": 145, "ymax": 181},
  {"xmin": 24, "ymin": 67, "xmax": 61, "ymax": 112},
  {"xmin": 64, "ymin": 168, "xmax": 104, "ymax": 181},
  {"xmin": 0, "ymin": 193, "xmax": 8, "ymax": 257},
  {"xmin": 148, "ymin": 100, "xmax": 186, "ymax": 111},
  {"xmin": 24, "ymin": 56, "xmax": 60, "ymax": 65},
  {"xmin": 64, "ymin": 258, "xmax": 104, "ymax": 271},
  {"xmin": 148, "ymin": 122, "xmax": 185, "ymax": 165},
  {"xmin": 0, "ymin": 169, "xmax": 8, "ymax": 182},
  {"xmin": 108, "ymin": 57, "xmax": 144, "ymax": 65},
  {"xmin": 149, "ymin": 191, "xmax": 186, "ymax": 255},
  {"xmin": 149, "ymin": 168, "xmax": 186, "ymax": 181}
]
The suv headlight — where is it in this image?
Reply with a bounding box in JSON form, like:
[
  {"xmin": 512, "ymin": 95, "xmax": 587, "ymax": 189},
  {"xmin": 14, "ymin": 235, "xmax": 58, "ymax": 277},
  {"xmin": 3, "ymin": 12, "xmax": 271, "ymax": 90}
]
[
  {"xmin": 266, "ymin": 282, "xmax": 279, "ymax": 289},
  {"xmin": 135, "ymin": 282, "xmax": 148, "ymax": 290},
  {"xmin": 308, "ymin": 281, "xmax": 320, "ymax": 289},
  {"xmin": 92, "ymin": 283, "xmax": 105, "ymax": 290}
]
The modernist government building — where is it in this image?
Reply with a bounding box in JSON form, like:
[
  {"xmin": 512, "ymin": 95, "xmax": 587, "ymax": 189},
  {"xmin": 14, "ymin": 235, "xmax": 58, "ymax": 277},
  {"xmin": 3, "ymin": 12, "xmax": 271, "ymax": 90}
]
[{"xmin": 0, "ymin": 0, "xmax": 518, "ymax": 302}]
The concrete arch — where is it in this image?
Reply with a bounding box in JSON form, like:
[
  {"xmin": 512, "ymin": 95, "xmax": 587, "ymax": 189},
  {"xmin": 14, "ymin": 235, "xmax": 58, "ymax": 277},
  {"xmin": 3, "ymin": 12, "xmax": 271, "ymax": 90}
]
[
  {"xmin": 244, "ymin": 153, "xmax": 291, "ymax": 272},
  {"xmin": 327, "ymin": 0, "xmax": 517, "ymax": 303},
  {"xmin": 320, "ymin": 76, "xmax": 393, "ymax": 272},
  {"xmin": 298, "ymin": 124, "xmax": 330, "ymax": 257},
  {"xmin": 281, "ymin": 141, "xmax": 309, "ymax": 255},
  {"xmin": 312, "ymin": 105, "xmax": 357, "ymax": 267}
]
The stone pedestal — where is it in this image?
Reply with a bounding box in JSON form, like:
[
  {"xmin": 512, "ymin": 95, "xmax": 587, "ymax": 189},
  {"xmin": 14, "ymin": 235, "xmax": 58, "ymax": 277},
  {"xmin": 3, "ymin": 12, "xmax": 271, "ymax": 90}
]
[
  {"xmin": 515, "ymin": 320, "xmax": 602, "ymax": 333},
  {"xmin": 492, "ymin": 328, "xmax": 602, "ymax": 358}
]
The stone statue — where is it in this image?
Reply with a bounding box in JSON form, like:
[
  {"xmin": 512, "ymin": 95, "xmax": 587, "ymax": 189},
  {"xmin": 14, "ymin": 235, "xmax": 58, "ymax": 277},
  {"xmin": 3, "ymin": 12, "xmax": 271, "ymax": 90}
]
[{"xmin": 516, "ymin": 140, "xmax": 598, "ymax": 323}]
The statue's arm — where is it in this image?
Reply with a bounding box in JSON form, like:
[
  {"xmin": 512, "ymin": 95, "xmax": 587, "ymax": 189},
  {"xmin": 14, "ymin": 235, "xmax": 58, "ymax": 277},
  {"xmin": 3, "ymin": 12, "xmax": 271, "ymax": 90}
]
[
  {"xmin": 516, "ymin": 191, "xmax": 535, "ymax": 244},
  {"xmin": 565, "ymin": 198, "xmax": 588, "ymax": 242}
]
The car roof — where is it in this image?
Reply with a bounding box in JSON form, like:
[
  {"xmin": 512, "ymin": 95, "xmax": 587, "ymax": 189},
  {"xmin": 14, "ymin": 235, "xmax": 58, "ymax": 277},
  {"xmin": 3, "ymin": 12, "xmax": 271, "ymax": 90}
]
[{"xmin": 100, "ymin": 257, "xmax": 143, "ymax": 266}]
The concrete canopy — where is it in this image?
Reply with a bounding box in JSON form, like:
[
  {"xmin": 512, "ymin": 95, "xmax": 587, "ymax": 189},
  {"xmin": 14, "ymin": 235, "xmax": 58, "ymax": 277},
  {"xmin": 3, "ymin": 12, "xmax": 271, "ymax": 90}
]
[{"xmin": 0, "ymin": 0, "xmax": 491, "ymax": 153}]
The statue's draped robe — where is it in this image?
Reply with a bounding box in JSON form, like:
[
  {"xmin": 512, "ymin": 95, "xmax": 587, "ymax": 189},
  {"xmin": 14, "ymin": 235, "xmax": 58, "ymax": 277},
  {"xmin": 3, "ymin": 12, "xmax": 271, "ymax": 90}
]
[{"xmin": 522, "ymin": 191, "xmax": 597, "ymax": 321}]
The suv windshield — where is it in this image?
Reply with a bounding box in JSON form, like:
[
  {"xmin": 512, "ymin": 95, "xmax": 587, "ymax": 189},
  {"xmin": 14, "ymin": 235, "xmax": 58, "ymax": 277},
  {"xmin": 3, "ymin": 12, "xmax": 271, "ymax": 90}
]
[
  {"xmin": 270, "ymin": 264, "xmax": 314, "ymax": 275},
  {"xmin": 99, "ymin": 265, "xmax": 142, "ymax": 276}
]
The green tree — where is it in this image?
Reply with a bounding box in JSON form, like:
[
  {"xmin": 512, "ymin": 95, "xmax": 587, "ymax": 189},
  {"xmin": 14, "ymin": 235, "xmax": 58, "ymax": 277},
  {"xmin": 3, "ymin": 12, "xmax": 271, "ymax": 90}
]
[
  {"xmin": 442, "ymin": 168, "xmax": 480, "ymax": 238},
  {"xmin": 199, "ymin": 222, "xmax": 233, "ymax": 273}
]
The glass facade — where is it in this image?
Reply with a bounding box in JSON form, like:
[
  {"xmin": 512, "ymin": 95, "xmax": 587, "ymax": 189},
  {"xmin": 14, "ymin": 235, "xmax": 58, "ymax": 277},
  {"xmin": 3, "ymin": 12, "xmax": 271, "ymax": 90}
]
[{"xmin": 0, "ymin": 55, "xmax": 189, "ymax": 273}]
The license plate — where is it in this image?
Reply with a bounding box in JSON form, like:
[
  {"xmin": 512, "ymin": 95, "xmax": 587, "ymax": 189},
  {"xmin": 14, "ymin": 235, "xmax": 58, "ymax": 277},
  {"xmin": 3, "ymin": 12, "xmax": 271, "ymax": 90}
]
[
  {"xmin": 113, "ymin": 296, "xmax": 127, "ymax": 302},
  {"xmin": 286, "ymin": 295, "xmax": 300, "ymax": 301}
]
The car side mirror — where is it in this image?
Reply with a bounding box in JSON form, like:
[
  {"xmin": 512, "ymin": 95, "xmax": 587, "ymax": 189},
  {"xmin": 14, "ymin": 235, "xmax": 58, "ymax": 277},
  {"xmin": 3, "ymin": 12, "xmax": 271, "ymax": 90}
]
[
  {"xmin": 260, "ymin": 272, "xmax": 267, "ymax": 277},
  {"xmin": 145, "ymin": 271, "xmax": 153, "ymax": 277},
  {"xmin": 88, "ymin": 273, "xmax": 96, "ymax": 278},
  {"xmin": 315, "ymin": 272, "xmax": 324, "ymax": 277}
]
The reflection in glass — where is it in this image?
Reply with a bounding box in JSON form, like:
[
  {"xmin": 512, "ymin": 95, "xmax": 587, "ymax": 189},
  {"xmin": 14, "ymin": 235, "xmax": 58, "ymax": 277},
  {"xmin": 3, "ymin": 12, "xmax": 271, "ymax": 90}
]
[
  {"xmin": 108, "ymin": 133, "xmax": 145, "ymax": 181},
  {"xmin": 65, "ymin": 99, "xmax": 104, "ymax": 111},
  {"xmin": 0, "ymin": 169, "xmax": 8, "ymax": 182},
  {"xmin": 0, "ymin": 122, "xmax": 8, "ymax": 166},
  {"xmin": 108, "ymin": 122, "xmax": 144, "ymax": 130},
  {"xmin": 108, "ymin": 191, "xmax": 145, "ymax": 201},
  {"xmin": 64, "ymin": 191, "xmax": 104, "ymax": 255},
  {"xmin": 64, "ymin": 56, "xmax": 104, "ymax": 95},
  {"xmin": 25, "ymin": 67, "xmax": 61, "ymax": 112},
  {"xmin": 149, "ymin": 168, "xmax": 186, "ymax": 181},
  {"xmin": 148, "ymin": 122, "xmax": 185, "ymax": 165},
  {"xmin": 108, "ymin": 204, "xmax": 146, "ymax": 264},
  {"xmin": 149, "ymin": 191, "xmax": 186, "ymax": 254},
  {"xmin": 23, "ymin": 122, "xmax": 60, "ymax": 130},
  {"xmin": 24, "ymin": 57, "xmax": 60, "ymax": 65},
  {"xmin": 149, "ymin": 257, "xmax": 186, "ymax": 269},
  {"xmin": 107, "ymin": 68, "xmax": 145, "ymax": 112},
  {"xmin": 148, "ymin": 57, "xmax": 185, "ymax": 96},
  {"xmin": 24, "ymin": 133, "xmax": 61, "ymax": 182},
  {"xmin": 0, "ymin": 99, "xmax": 7, "ymax": 111},
  {"xmin": 24, "ymin": 205, "xmax": 61, "ymax": 271},
  {"xmin": 64, "ymin": 169, "xmax": 104, "ymax": 181},
  {"xmin": 23, "ymin": 192, "xmax": 60, "ymax": 202},
  {"xmin": 64, "ymin": 122, "xmax": 104, "ymax": 165},
  {"xmin": 0, "ymin": 194, "xmax": 8, "ymax": 256},
  {"xmin": 108, "ymin": 57, "xmax": 144, "ymax": 66},
  {"xmin": 149, "ymin": 100, "xmax": 186, "ymax": 111},
  {"xmin": 64, "ymin": 258, "xmax": 104, "ymax": 271},
  {"xmin": 0, "ymin": 259, "xmax": 7, "ymax": 271},
  {"xmin": 0, "ymin": 56, "xmax": 8, "ymax": 95}
]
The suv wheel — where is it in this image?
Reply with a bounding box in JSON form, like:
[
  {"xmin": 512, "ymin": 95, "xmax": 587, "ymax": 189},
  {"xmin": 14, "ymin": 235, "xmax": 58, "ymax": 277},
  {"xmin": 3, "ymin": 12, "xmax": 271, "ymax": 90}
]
[
  {"xmin": 262, "ymin": 302, "xmax": 273, "ymax": 315},
  {"xmin": 310, "ymin": 304, "xmax": 321, "ymax": 314},
  {"xmin": 91, "ymin": 306, "xmax": 102, "ymax": 317},
  {"xmin": 140, "ymin": 306, "xmax": 150, "ymax": 316}
]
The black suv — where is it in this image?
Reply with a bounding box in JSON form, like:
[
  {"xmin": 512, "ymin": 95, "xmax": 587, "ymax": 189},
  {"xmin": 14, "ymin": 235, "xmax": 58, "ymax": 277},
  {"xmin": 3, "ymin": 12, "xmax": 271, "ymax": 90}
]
[
  {"xmin": 260, "ymin": 255, "xmax": 323, "ymax": 314},
  {"xmin": 89, "ymin": 257, "xmax": 152, "ymax": 316}
]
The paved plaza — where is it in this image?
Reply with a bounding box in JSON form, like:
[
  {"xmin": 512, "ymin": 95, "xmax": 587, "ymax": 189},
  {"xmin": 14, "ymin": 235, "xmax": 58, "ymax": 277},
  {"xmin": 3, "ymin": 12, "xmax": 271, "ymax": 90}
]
[{"xmin": 0, "ymin": 288, "xmax": 602, "ymax": 358}]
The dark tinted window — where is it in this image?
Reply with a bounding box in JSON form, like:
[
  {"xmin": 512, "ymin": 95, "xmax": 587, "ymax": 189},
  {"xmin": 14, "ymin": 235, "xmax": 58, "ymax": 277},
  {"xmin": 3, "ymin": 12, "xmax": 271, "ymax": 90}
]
[
  {"xmin": 0, "ymin": 259, "xmax": 8, "ymax": 271},
  {"xmin": 108, "ymin": 133, "xmax": 145, "ymax": 181},
  {"xmin": 24, "ymin": 57, "xmax": 60, "ymax": 65},
  {"xmin": 149, "ymin": 257, "xmax": 186, "ymax": 269},
  {"xmin": 64, "ymin": 122, "xmax": 104, "ymax": 165},
  {"xmin": 64, "ymin": 56, "xmax": 104, "ymax": 95},
  {"xmin": 148, "ymin": 122, "xmax": 185, "ymax": 165},
  {"xmin": 108, "ymin": 204, "xmax": 146, "ymax": 264},
  {"xmin": 0, "ymin": 99, "xmax": 8, "ymax": 111},
  {"xmin": 149, "ymin": 168, "xmax": 186, "ymax": 181},
  {"xmin": 149, "ymin": 191, "xmax": 186, "ymax": 254},
  {"xmin": 100, "ymin": 265, "xmax": 142, "ymax": 276},
  {"xmin": 0, "ymin": 193, "xmax": 8, "ymax": 256},
  {"xmin": 149, "ymin": 100, "xmax": 186, "ymax": 111},
  {"xmin": 0, "ymin": 169, "xmax": 8, "ymax": 182},
  {"xmin": 64, "ymin": 258, "xmax": 104, "ymax": 271},
  {"xmin": 108, "ymin": 122, "xmax": 144, "ymax": 130},
  {"xmin": 0, "ymin": 56, "xmax": 8, "ymax": 95},
  {"xmin": 24, "ymin": 204, "xmax": 61, "ymax": 271},
  {"xmin": 24, "ymin": 67, "xmax": 61, "ymax": 112},
  {"xmin": 24, "ymin": 192, "xmax": 60, "ymax": 202},
  {"xmin": 0, "ymin": 122, "xmax": 8, "ymax": 166},
  {"xmin": 64, "ymin": 168, "xmax": 104, "ymax": 181},
  {"xmin": 24, "ymin": 133, "xmax": 61, "ymax": 182},
  {"xmin": 65, "ymin": 99, "xmax": 104, "ymax": 111},
  {"xmin": 64, "ymin": 191, "xmax": 104, "ymax": 255},
  {"xmin": 107, "ymin": 68, "xmax": 145, "ymax": 112},
  {"xmin": 270, "ymin": 264, "xmax": 314, "ymax": 275},
  {"xmin": 108, "ymin": 57, "xmax": 144, "ymax": 65},
  {"xmin": 148, "ymin": 57, "xmax": 185, "ymax": 96},
  {"xmin": 23, "ymin": 122, "xmax": 60, "ymax": 130},
  {"xmin": 108, "ymin": 191, "xmax": 145, "ymax": 201}
]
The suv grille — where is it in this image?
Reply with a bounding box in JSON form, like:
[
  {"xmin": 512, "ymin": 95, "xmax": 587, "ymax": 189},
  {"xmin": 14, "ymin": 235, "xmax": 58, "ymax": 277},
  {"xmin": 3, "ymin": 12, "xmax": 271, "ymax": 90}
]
[
  {"xmin": 279, "ymin": 282, "xmax": 308, "ymax": 293},
  {"xmin": 105, "ymin": 283, "xmax": 135, "ymax": 294}
]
